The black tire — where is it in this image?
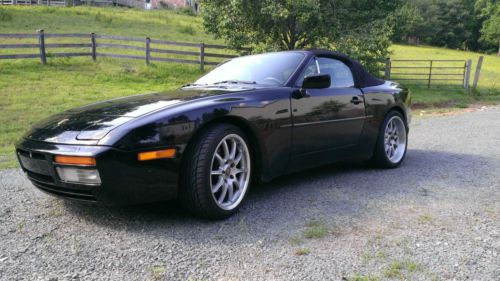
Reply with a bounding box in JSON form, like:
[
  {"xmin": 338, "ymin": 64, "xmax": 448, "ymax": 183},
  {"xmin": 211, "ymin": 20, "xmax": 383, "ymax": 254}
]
[
  {"xmin": 369, "ymin": 110, "xmax": 408, "ymax": 169},
  {"xmin": 179, "ymin": 123, "xmax": 251, "ymax": 220}
]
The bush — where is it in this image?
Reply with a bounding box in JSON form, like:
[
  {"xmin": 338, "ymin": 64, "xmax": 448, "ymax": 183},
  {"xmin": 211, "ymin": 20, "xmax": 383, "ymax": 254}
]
[{"xmin": 177, "ymin": 6, "xmax": 196, "ymax": 16}]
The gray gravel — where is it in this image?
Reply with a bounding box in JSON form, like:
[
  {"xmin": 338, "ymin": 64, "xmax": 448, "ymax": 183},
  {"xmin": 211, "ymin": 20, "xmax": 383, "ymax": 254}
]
[{"xmin": 1, "ymin": 106, "xmax": 500, "ymax": 281}]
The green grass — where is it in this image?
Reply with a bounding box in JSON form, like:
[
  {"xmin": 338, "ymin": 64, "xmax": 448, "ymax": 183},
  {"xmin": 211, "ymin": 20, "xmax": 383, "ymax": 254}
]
[
  {"xmin": 382, "ymin": 259, "xmax": 420, "ymax": 279},
  {"xmin": 0, "ymin": 6, "xmax": 499, "ymax": 169},
  {"xmin": 347, "ymin": 274, "xmax": 380, "ymax": 281},
  {"xmin": 303, "ymin": 220, "xmax": 328, "ymax": 239},
  {"xmin": 0, "ymin": 6, "xmax": 216, "ymax": 43},
  {"xmin": 390, "ymin": 44, "xmax": 500, "ymax": 108},
  {"xmin": 0, "ymin": 6, "xmax": 213, "ymax": 168},
  {"xmin": 0, "ymin": 58, "xmax": 203, "ymax": 168},
  {"xmin": 294, "ymin": 247, "xmax": 311, "ymax": 256}
]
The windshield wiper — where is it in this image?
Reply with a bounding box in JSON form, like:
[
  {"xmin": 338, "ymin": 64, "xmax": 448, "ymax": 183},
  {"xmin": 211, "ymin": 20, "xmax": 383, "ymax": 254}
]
[{"xmin": 212, "ymin": 80, "xmax": 257, "ymax": 85}]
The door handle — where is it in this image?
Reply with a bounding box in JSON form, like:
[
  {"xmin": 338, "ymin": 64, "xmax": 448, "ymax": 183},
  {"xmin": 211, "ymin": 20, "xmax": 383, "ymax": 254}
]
[{"xmin": 350, "ymin": 96, "xmax": 363, "ymax": 105}]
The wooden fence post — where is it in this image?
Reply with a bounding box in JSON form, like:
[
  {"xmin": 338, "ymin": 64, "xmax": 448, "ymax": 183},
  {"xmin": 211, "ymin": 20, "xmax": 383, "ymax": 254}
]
[
  {"xmin": 427, "ymin": 60, "xmax": 433, "ymax": 89},
  {"xmin": 464, "ymin": 59, "xmax": 472, "ymax": 92},
  {"xmin": 145, "ymin": 37, "xmax": 151, "ymax": 65},
  {"xmin": 472, "ymin": 56, "xmax": 483, "ymax": 95},
  {"xmin": 384, "ymin": 58, "xmax": 391, "ymax": 80},
  {"xmin": 199, "ymin": 43, "xmax": 205, "ymax": 71},
  {"xmin": 91, "ymin": 33, "xmax": 97, "ymax": 62},
  {"xmin": 37, "ymin": 29, "xmax": 47, "ymax": 65}
]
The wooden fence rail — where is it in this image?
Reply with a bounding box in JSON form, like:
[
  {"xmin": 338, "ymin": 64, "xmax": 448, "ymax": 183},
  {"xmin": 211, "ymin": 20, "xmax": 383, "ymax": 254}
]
[
  {"xmin": 384, "ymin": 58, "xmax": 483, "ymax": 94},
  {"xmin": 0, "ymin": 30, "xmax": 248, "ymax": 70}
]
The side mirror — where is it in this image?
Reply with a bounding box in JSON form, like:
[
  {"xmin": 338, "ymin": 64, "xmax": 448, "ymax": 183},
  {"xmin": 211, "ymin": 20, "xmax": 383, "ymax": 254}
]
[
  {"xmin": 293, "ymin": 74, "xmax": 331, "ymax": 99},
  {"xmin": 302, "ymin": 74, "xmax": 331, "ymax": 89}
]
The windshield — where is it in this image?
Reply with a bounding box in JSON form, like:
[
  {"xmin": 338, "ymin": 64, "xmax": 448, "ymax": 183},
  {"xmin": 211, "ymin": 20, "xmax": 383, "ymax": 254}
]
[{"xmin": 194, "ymin": 52, "xmax": 305, "ymax": 86}]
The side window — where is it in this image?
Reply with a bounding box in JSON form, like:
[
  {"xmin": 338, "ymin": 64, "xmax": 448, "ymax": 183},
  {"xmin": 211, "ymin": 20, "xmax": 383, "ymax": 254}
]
[
  {"xmin": 317, "ymin": 57, "xmax": 355, "ymax": 88},
  {"xmin": 295, "ymin": 59, "xmax": 319, "ymax": 87}
]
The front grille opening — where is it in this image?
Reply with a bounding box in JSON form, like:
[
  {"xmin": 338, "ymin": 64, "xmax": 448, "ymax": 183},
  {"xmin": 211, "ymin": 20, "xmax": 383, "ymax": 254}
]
[
  {"xmin": 27, "ymin": 171, "xmax": 54, "ymax": 184},
  {"xmin": 33, "ymin": 181, "xmax": 96, "ymax": 202},
  {"xmin": 17, "ymin": 149, "xmax": 45, "ymax": 160}
]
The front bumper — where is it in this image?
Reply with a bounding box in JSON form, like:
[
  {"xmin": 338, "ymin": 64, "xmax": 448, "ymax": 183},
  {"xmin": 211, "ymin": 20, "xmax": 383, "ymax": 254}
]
[{"xmin": 15, "ymin": 138, "xmax": 181, "ymax": 205}]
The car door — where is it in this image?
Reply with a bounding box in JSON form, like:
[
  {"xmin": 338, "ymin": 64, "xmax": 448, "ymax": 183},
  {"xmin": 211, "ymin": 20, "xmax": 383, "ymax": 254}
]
[{"xmin": 290, "ymin": 56, "xmax": 366, "ymax": 163}]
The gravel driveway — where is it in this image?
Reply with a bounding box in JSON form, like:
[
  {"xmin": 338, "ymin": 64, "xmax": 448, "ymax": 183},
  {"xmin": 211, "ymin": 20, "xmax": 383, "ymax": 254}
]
[{"xmin": 1, "ymin": 106, "xmax": 500, "ymax": 281}]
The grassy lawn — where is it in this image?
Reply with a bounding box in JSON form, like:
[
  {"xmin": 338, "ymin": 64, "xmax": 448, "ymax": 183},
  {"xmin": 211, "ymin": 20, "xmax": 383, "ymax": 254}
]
[
  {"xmin": 0, "ymin": 6, "xmax": 499, "ymax": 168},
  {"xmin": 390, "ymin": 45, "xmax": 500, "ymax": 108}
]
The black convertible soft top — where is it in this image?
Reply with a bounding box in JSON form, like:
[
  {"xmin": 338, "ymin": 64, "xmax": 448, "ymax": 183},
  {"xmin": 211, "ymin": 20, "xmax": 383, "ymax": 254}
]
[{"xmin": 307, "ymin": 49, "xmax": 386, "ymax": 88}]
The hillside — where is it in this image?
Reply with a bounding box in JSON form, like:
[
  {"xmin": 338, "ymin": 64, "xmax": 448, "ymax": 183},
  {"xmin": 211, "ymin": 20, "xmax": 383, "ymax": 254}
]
[
  {"xmin": 0, "ymin": 6, "xmax": 216, "ymax": 43},
  {"xmin": 0, "ymin": 6, "xmax": 499, "ymax": 168}
]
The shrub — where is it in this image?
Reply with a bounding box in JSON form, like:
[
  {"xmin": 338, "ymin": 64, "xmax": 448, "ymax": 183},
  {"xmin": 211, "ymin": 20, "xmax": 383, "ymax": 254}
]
[{"xmin": 177, "ymin": 6, "xmax": 196, "ymax": 16}]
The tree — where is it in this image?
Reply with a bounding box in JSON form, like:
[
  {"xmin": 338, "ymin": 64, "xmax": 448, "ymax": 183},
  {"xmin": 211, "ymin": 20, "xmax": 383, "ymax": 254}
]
[
  {"xmin": 430, "ymin": 0, "xmax": 472, "ymax": 49},
  {"xmin": 480, "ymin": 2, "xmax": 500, "ymax": 55},
  {"xmin": 388, "ymin": 2, "xmax": 424, "ymax": 43},
  {"xmin": 201, "ymin": 0, "xmax": 401, "ymax": 74},
  {"xmin": 201, "ymin": 0, "xmax": 337, "ymax": 51}
]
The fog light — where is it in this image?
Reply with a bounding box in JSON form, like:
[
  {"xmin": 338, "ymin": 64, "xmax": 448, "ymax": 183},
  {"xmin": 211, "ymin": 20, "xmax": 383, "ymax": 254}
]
[{"xmin": 56, "ymin": 167, "xmax": 101, "ymax": 186}]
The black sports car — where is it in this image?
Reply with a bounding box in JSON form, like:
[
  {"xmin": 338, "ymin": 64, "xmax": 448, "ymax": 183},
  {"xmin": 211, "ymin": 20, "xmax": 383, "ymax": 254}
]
[{"xmin": 16, "ymin": 50, "xmax": 411, "ymax": 219}]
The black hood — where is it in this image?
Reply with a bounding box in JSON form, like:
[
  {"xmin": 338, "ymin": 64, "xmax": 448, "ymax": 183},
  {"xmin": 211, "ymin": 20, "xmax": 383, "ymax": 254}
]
[{"xmin": 24, "ymin": 87, "xmax": 248, "ymax": 145}]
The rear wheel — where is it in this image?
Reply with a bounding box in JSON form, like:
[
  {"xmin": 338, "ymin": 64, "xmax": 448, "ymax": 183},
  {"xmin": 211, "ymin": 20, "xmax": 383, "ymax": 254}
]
[
  {"xmin": 370, "ymin": 111, "xmax": 408, "ymax": 168},
  {"xmin": 180, "ymin": 124, "xmax": 251, "ymax": 219}
]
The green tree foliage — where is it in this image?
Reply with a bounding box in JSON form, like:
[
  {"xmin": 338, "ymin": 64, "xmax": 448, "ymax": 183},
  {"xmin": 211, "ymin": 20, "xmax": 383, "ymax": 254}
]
[
  {"xmin": 389, "ymin": 0, "xmax": 498, "ymax": 52},
  {"xmin": 388, "ymin": 3, "xmax": 424, "ymax": 43},
  {"xmin": 333, "ymin": 22, "xmax": 393, "ymax": 74},
  {"xmin": 201, "ymin": 0, "xmax": 336, "ymax": 50},
  {"xmin": 480, "ymin": 2, "xmax": 500, "ymax": 55},
  {"xmin": 432, "ymin": 0, "xmax": 472, "ymax": 49},
  {"xmin": 201, "ymin": 0, "xmax": 400, "ymax": 74}
]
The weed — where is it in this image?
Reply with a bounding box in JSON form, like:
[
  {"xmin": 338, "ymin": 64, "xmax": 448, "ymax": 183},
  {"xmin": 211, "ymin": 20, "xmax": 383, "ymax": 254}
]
[
  {"xmin": 290, "ymin": 235, "xmax": 303, "ymax": 245},
  {"xmin": 417, "ymin": 214, "xmax": 433, "ymax": 224},
  {"xmin": 362, "ymin": 251, "xmax": 387, "ymax": 263},
  {"xmin": 303, "ymin": 220, "xmax": 327, "ymax": 239},
  {"xmin": 383, "ymin": 260, "xmax": 404, "ymax": 279},
  {"xmin": 17, "ymin": 220, "xmax": 26, "ymax": 233},
  {"xmin": 382, "ymin": 259, "xmax": 420, "ymax": 279},
  {"xmin": 295, "ymin": 247, "xmax": 311, "ymax": 256},
  {"xmin": 151, "ymin": 265, "xmax": 166, "ymax": 280},
  {"xmin": 348, "ymin": 274, "xmax": 380, "ymax": 281},
  {"xmin": 48, "ymin": 201, "xmax": 65, "ymax": 218}
]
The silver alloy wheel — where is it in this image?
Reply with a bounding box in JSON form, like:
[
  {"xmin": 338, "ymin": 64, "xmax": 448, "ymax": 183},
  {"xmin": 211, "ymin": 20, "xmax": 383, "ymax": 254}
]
[
  {"xmin": 210, "ymin": 134, "xmax": 251, "ymax": 211},
  {"xmin": 384, "ymin": 116, "xmax": 407, "ymax": 164}
]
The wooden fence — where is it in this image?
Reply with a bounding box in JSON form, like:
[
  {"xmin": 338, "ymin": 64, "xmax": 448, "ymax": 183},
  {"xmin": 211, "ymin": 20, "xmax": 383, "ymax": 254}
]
[
  {"xmin": 1, "ymin": 0, "xmax": 145, "ymax": 8},
  {"xmin": 385, "ymin": 58, "xmax": 483, "ymax": 93},
  {"xmin": 0, "ymin": 0, "xmax": 66, "ymax": 5},
  {"xmin": 0, "ymin": 30, "xmax": 247, "ymax": 70}
]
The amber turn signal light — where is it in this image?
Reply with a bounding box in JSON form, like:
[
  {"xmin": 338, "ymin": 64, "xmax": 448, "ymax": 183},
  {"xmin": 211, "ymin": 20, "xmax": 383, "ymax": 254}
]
[
  {"xmin": 138, "ymin": 148, "xmax": 176, "ymax": 161},
  {"xmin": 54, "ymin": 155, "xmax": 96, "ymax": 166}
]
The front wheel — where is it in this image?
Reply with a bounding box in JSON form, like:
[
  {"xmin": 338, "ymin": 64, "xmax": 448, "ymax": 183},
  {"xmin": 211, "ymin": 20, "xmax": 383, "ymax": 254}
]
[
  {"xmin": 180, "ymin": 124, "xmax": 251, "ymax": 219},
  {"xmin": 370, "ymin": 111, "xmax": 408, "ymax": 168}
]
